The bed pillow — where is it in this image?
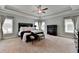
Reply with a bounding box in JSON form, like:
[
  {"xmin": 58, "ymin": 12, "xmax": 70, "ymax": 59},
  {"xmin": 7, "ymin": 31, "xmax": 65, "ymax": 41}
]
[
  {"xmin": 20, "ymin": 27, "xmax": 33, "ymax": 31},
  {"xmin": 25, "ymin": 27, "xmax": 32, "ymax": 31},
  {"xmin": 20, "ymin": 27, "xmax": 25, "ymax": 31}
]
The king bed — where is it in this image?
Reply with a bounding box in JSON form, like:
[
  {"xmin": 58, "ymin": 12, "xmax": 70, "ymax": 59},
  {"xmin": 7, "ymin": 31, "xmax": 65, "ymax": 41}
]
[{"xmin": 18, "ymin": 23, "xmax": 45, "ymax": 43}]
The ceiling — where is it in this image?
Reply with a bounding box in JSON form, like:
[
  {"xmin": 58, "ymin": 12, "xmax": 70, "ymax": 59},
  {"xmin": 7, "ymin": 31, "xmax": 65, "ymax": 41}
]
[
  {"xmin": 0, "ymin": 5, "xmax": 79, "ymax": 18},
  {"xmin": 5, "ymin": 5, "xmax": 71, "ymax": 16}
]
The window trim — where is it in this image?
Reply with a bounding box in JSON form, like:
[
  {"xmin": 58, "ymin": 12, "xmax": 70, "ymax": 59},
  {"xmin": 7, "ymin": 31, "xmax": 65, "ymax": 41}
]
[{"xmin": 64, "ymin": 18, "xmax": 74, "ymax": 34}]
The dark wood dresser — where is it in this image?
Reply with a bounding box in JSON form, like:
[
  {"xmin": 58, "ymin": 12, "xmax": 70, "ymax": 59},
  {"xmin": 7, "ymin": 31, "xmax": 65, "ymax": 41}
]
[{"xmin": 47, "ymin": 25, "xmax": 57, "ymax": 36}]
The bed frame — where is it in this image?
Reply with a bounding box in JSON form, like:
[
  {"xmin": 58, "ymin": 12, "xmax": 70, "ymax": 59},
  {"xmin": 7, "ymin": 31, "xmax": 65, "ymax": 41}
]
[{"xmin": 18, "ymin": 23, "xmax": 45, "ymax": 43}]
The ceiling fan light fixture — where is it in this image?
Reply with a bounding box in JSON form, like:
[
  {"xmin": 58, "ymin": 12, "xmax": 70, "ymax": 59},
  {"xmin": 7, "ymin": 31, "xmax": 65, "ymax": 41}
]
[
  {"xmin": 38, "ymin": 9, "xmax": 42, "ymax": 13},
  {"xmin": 34, "ymin": 5, "xmax": 48, "ymax": 14}
]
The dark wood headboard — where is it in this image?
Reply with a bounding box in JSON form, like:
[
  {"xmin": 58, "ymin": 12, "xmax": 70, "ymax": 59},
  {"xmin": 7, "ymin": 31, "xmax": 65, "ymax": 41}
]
[{"xmin": 18, "ymin": 23, "xmax": 33, "ymax": 32}]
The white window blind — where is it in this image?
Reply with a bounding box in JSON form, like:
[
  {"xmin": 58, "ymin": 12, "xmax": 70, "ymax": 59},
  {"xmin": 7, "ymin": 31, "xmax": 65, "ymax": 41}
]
[
  {"xmin": 2, "ymin": 18, "xmax": 13, "ymax": 34},
  {"xmin": 65, "ymin": 18, "xmax": 74, "ymax": 33}
]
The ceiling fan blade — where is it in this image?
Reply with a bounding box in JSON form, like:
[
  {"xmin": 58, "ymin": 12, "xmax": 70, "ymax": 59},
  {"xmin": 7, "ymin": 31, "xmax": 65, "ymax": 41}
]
[
  {"xmin": 42, "ymin": 11, "xmax": 46, "ymax": 13},
  {"xmin": 43, "ymin": 8, "xmax": 48, "ymax": 10}
]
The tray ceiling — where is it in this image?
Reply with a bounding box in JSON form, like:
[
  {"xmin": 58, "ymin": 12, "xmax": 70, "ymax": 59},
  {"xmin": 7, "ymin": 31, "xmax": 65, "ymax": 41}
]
[{"xmin": 0, "ymin": 5, "xmax": 79, "ymax": 18}]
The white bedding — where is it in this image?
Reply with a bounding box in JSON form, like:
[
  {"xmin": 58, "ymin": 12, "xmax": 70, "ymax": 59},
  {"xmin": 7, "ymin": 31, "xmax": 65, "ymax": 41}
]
[
  {"xmin": 18, "ymin": 27, "xmax": 35, "ymax": 36},
  {"xmin": 18, "ymin": 27, "xmax": 44, "ymax": 42},
  {"xmin": 22, "ymin": 30, "xmax": 43, "ymax": 42},
  {"xmin": 22, "ymin": 33, "xmax": 31, "ymax": 42}
]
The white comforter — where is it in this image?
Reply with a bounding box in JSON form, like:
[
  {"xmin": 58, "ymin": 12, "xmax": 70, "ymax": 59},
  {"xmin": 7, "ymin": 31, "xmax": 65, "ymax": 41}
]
[{"xmin": 18, "ymin": 29, "xmax": 43, "ymax": 42}]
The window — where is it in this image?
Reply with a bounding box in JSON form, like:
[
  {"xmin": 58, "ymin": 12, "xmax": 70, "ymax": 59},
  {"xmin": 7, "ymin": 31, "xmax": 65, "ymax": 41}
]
[
  {"xmin": 41, "ymin": 21, "xmax": 45, "ymax": 31},
  {"xmin": 35, "ymin": 21, "xmax": 39, "ymax": 29},
  {"xmin": 34, "ymin": 21, "xmax": 45, "ymax": 31},
  {"xmin": 65, "ymin": 18, "xmax": 74, "ymax": 33},
  {"xmin": 2, "ymin": 18, "xmax": 13, "ymax": 34}
]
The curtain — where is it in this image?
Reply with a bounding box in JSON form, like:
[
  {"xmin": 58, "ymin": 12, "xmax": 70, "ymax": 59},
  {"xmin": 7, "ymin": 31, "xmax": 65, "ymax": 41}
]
[
  {"xmin": 64, "ymin": 16, "xmax": 77, "ymax": 38},
  {"xmin": 71, "ymin": 16, "xmax": 77, "ymax": 39},
  {"xmin": 38, "ymin": 21, "xmax": 42, "ymax": 30},
  {"xmin": 0, "ymin": 15, "xmax": 5, "ymax": 40},
  {"xmin": 72, "ymin": 16, "xmax": 77, "ymax": 30},
  {"xmin": 64, "ymin": 16, "xmax": 77, "ymax": 31},
  {"xmin": 38, "ymin": 20, "xmax": 45, "ymax": 31}
]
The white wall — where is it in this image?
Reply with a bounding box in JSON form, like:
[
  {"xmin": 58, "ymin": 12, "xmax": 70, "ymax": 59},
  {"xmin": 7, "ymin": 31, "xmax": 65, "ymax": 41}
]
[
  {"xmin": 0, "ymin": 10, "xmax": 78, "ymax": 39},
  {"xmin": 13, "ymin": 16, "xmax": 34, "ymax": 36},
  {"xmin": 5, "ymin": 15, "xmax": 75, "ymax": 38},
  {"xmin": 0, "ymin": 11, "xmax": 36, "ymax": 38},
  {"xmin": 45, "ymin": 17, "xmax": 74, "ymax": 38}
]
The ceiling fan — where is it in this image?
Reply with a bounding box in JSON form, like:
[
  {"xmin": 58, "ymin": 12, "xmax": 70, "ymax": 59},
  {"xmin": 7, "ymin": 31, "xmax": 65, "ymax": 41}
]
[{"xmin": 34, "ymin": 5, "xmax": 48, "ymax": 14}]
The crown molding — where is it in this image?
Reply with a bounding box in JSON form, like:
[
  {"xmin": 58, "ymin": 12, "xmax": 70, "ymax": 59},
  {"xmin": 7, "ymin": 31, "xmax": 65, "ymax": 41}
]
[
  {"xmin": 1, "ymin": 5, "xmax": 72, "ymax": 19},
  {"xmin": 42, "ymin": 6, "xmax": 79, "ymax": 19},
  {"xmin": 1, "ymin": 5, "xmax": 79, "ymax": 19},
  {"xmin": 5, "ymin": 6, "xmax": 38, "ymax": 17},
  {"xmin": 42, "ymin": 7, "xmax": 72, "ymax": 17},
  {"xmin": 42, "ymin": 9, "xmax": 79, "ymax": 19},
  {"xmin": 0, "ymin": 5, "xmax": 38, "ymax": 19}
]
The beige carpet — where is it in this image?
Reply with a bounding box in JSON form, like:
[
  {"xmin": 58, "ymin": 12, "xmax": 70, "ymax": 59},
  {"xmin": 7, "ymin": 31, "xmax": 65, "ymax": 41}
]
[{"xmin": 0, "ymin": 35, "xmax": 77, "ymax": 53}]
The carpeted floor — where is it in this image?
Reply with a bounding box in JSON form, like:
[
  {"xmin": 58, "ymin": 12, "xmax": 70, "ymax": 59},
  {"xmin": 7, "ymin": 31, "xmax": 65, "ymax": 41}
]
[{"xmin": 0, "ymin": 35, "xmax": 77, "ymax": 53}]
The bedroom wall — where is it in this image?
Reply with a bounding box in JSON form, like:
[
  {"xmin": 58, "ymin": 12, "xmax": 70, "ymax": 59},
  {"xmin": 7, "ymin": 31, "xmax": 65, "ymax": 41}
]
[
  {"xmin": 0, "ymin": 15, "xmax": 74, "ymax": 39},
  {"xmin": 13, "ymin": 16, "xmax": 34, "ymax": 37},
  {"xmin": 0, "ymin": 11, "xmax": 36, "ymax": 38},
  {"xmin": 1, "ymin": 16, "xmax": 34, "ymax": 38},
  {"xmin": 0, "ymin": 10, "xmax": 78, "ymax": 39},
  {"xmin": 45, "ymin": 17, "xmax": 74, "ymax": 39}
]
